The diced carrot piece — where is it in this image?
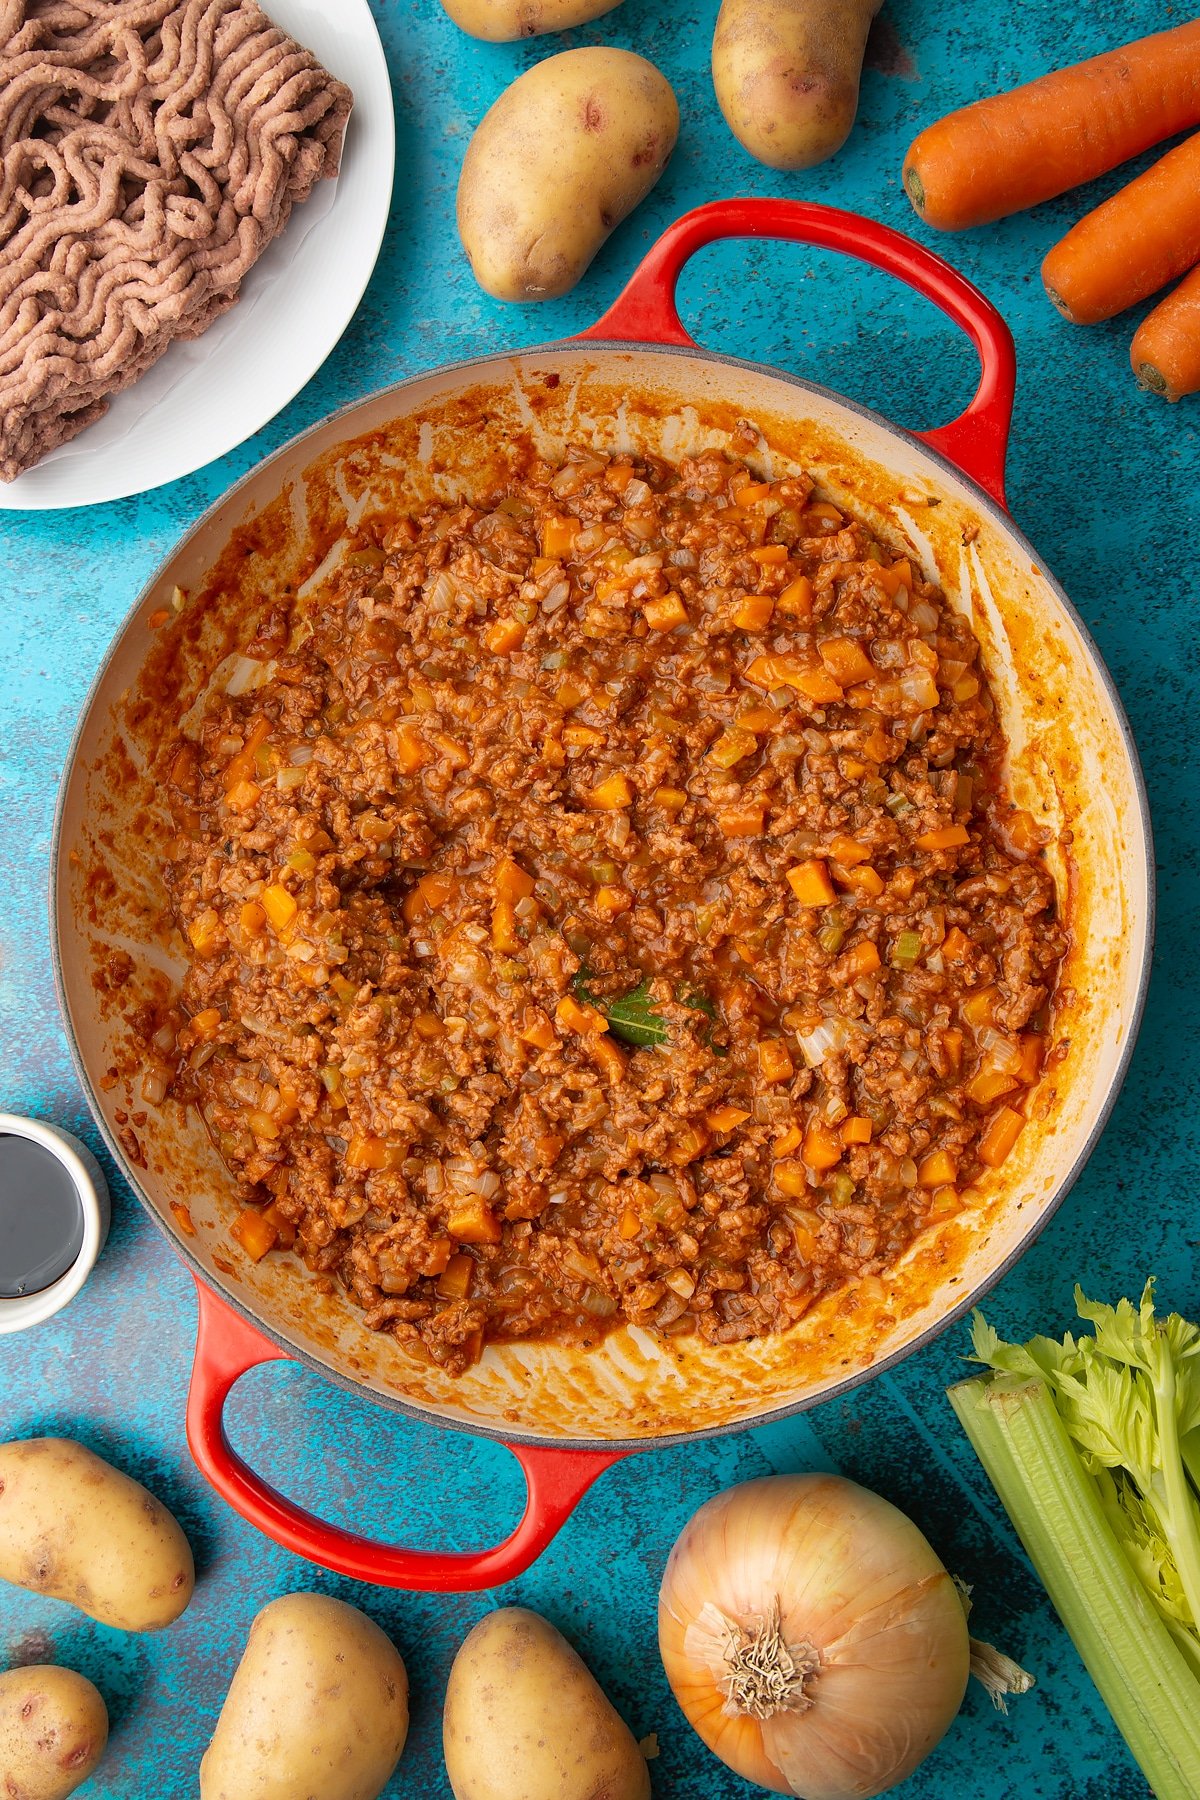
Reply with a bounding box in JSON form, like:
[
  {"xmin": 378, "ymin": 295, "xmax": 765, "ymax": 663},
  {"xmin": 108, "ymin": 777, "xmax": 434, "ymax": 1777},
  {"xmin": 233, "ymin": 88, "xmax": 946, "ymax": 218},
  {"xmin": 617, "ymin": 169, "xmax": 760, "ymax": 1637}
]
[
  {"xmin": 942, "ymin": 926, "xmax": 971, "ymax": 962},
  {"xmin": 736, "ymin": 705, "xmax": 777, "ymax": 731},
  {"xmin": 643, "ymin": 594, "xmax": 689, "ymax": 631},
  {"xmin": 707, "ymin": 1105, "xmax": 751, "ymax": 1133},
  {"xmin": 262, "ymin": 884, "xmax": 298, "ymax": 933},
  {"xmin": 787, "ymin": 858, "xmax": 836, "ymax": 906},
  {"xmin": 484, "ymin": 615, "xmax": 526, "ymax": 654},
  {"xmin": 732, "ymin": 595, "xmax": 775, "ymax": 631},
  {"xmin": 492, "ymin": 899, "xmax": 520, "ymax": 953},
  {"xmin": 556, "ymin": 995, "xmax": 608, "ymax": 1035},
  {"xmin": 593, "ymin": 885, "xmax": 632, "ymax": 921},
  {"xmin": 708, "ymin": 727, "xmax": 758, "ymax": 768},
  {"xmin": 606, "ymin": 463, "xmax": 634, "ymax": 492},
  {"xmin": 751, "ymin": 544, "xmax": 788, "ymax": 565},
  {"xmin": 437, "ymin": 1252, "xmax": 474, "ymax": 1300},
  {"xmin": 191, "ymin": 1007, "xmax": 222, "ymax": 1040},
  {"xmin": 618, "ymin": 1207, "xmax": 642, "ymax": 1241},
  {"xmin": 828, "ymin": 833, "xmax": 869, "ymax": 867},
  {"xmin": 744, "ymin": 652, "xmax": 785, "ymax": 688},
  {"xmin": 876, "ymin": 558, "xmax": 913, "ymax": 596},
  {"xmin": 718, "ymin": 802, "xmax": 765, "ymax": 838},
  {"xmin": 224, "ymin": 777, "xmax": 261, "ymax": 814},
  {"xmin": 774, "ymin": 1159, "xmax": 809, "ymax": 1198},
  {"xmin": 791, "ymin": 666, "xmax": 844, "ymax": 703},
  {"xmin": 758, "ymin": 1039, "xmax": 794, "ymax": 1083},
  {"xmin": 518, "ymin": 1007, "xmax": 556, "ymax": 1050},
  {"xmin": 1006, "ymin": 808, "xmax": 1047, "ymax": 855},
  {"xmin": 447, "ymin": 1200, "xmax": 503, "ymax": 1245},
  {"xmin": 654, "ymin": 786, "xmax": 688, "ymax": 813},
  {"xmin": 819, "ymin": 637, "xmax": 875, "ymax": 685},
  {"xmin": 966, "ymin": 1063, "xmax": 1021, "ymax": 1106},
  {"xmin": 542, "ymin": 516, "xmax": 580, "ymax": 558},
  {"xmin": 394, "ymin": 724, "xmax": 428, "ymax": 773},
  {"xmin": 916, "ymin": 824, "xmax": 971, "ymax": 851},
  {"xmin": 587, "ymin": 773, "xmax": 634, "ymax": 809},
  {"xmin": 734, "ymin": 480, "xmax": 771, "ymax": 505},
  {"xmin": 961, "ymin": 986, "xmax": 998, "ymax": 1028},
  {"xmin": 260, "ymin": 1202, "xmax": 296, "ymax": 1245},
  {"xmin": 494, "ymin": 855, "xmax": 535, "ymax": 901},
  {"xmin": 231, "ymin": 1208, "xmax": 278, "ymax": 1262},
  {"xmin": 432, "ymin": 733, "xmax": 469, "ymax": 770},
  {"xmin": 556, "ymin": 675, "xmax": 587, "ymax": 710},
  {"xmin": 843, "ymin": 939, "xmax": 882, "ymax": 977},
  {"xmin": 842, "ymin": 1116, "xmax": 872, "ymax": 1145},
  {"xmin": 564, "ymin": 723, "xmax": 606, "ymax": 748},
  {"xmin": 802, "ymin": 1120, "xmax": 844, "ymax": 1172},
  {"xmin": 238, "ymin": 900, "xmax": 266, "ymax": 937},
  {"xmin": 590, "ymin": 1034, "xmax": 627, "ymax": 1083},
  {"xmin": 774, "ymin": 1124, "xmax": 804, "ymax": 1156},
  {"xmin": 978, "ymin": 1106, "xmax": 1024, "ymax": 1168},
  {"xmin": 918, "ymin": 1148, "xmax": 958, "ymax": 1188},
  {"xmin": 418, "ymin": 872, "xmax": 456, "ymax": 910},
  {"xmin": 837, "ymin": 864, "xmax": 885, "ymax": 898},
  {"xmin": 531, "ymin": 556, "xmax": 557, "ymax": 576},
  {"xmin": 346, "ymin": 1134, "xmax": 388, "ymax": 1170},
  {"xmin": 170, "ymin": 1202, "xmax": 197, "ymax": 1237},
  {"xmin": 1016, "ymin": 1034, "xmax": 1044, "ymax": 1085},
  {"xmin": 667, "ymin": 1122, "xmax": 709, "ymax": 1165},
  {"xmin": 187, "ymin": 908, "xmax": 222, "ymax": 955},
  {"xmin": 952, "ymin": 673, "xmax": 981, "ymax": 702},
  {"xmin": 224, "ymin": 717, "xmax": 271, "ymax": 788},
  {"xmin": 942, "ymin": 1027, "xmax": 965, "ymax": 1073},
  {"xmin": 777, "ymin": 575, "xmax": 813, "ymax": 619},
  {"xmin": 927, "ymin": 1184, "xmax": 960, "ymax": 1219}
]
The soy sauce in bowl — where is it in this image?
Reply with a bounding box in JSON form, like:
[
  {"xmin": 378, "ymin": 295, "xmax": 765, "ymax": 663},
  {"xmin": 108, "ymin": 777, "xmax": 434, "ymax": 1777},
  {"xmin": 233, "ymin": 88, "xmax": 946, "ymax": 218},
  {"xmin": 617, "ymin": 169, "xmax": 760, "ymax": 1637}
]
[{"xmin": 0, "ymin": 1133, "xmax": 86, "ymax": 1297}]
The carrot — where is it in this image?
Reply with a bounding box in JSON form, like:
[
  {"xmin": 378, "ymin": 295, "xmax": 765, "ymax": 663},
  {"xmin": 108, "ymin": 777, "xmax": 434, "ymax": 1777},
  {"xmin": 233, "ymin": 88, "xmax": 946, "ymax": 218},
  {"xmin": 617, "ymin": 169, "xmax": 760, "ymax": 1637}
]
[
  {"xmin": 903, "ymin": 20, "xmax": 1200, "ymax": 232},
  {"xmin": 1043, "ymin": 132, "xmax": 1200, "ymax": 325},
  {"xmin": 1131, "ymin": 264, "xmax": 1200, "ymax": 400}
]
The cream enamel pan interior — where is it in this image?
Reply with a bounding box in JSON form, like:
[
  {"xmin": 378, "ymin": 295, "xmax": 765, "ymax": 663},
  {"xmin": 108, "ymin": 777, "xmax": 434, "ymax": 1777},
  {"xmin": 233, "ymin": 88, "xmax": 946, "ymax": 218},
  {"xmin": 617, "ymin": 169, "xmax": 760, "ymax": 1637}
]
[{"xmin": 53, "ymin": 343, "xmax": 1152, "ymax": 1446}]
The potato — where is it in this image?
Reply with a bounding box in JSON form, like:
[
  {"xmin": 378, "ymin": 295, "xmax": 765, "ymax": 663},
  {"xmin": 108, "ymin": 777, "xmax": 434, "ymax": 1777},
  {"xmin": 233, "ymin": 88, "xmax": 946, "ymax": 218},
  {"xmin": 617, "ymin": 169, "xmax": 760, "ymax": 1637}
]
[
  {"xmin": 0, "ymin": 1665, "xmax": 108, "ymax": 1800},
  {"xmin": 200, "ymin": 1593, "xmax": 409, "ymax": 1800},
  {"xmin": 443, "ymin": 1606, "xmax": 649, "ymax": 1800},
  {"xmin": 0, "ymin": 1438, "xmax": 194, "ymax": 1632},
  {"xmin": 457, "ymin": 48, "xmax": 678, "ymax": 302},
  {"xmin": 439, "ymin": 0, "xmax": 623, "ymax": 40},
  {"xmin": 712, "ymin": 0, "xmax": 883, "ymax": 170}
]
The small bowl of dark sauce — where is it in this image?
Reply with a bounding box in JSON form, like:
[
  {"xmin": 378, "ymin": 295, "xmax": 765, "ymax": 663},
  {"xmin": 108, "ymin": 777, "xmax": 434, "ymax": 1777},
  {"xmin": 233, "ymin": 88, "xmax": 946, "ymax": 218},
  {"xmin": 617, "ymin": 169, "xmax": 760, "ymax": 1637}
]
[{"xmin": 0, "ymin": 1114, "xmax": 110, "ymax": 1334}]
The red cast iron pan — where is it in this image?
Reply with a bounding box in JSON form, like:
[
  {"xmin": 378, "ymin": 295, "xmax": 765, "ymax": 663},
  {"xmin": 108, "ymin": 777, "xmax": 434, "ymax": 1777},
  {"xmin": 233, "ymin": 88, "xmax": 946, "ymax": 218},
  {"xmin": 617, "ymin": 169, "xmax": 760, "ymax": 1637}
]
[{"xmin": 53, "ymin": 200, "xmax": 1153, "ymax": 1591}]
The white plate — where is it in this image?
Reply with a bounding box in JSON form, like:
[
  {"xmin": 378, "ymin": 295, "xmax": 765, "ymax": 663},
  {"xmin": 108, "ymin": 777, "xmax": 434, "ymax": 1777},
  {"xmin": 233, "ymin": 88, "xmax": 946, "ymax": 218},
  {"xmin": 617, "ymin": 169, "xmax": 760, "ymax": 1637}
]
[{"xmin": 1, "ymin": 0, "xmax": 394, "ymax": 512}]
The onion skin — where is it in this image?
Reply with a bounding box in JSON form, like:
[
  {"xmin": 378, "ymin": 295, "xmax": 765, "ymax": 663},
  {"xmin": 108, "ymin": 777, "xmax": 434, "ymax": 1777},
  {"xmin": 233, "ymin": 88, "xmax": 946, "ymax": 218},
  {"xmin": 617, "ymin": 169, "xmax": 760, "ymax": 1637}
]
[{"xmin": 658, "ymin": 1474, "xmax": 969, "ymax": 1800}]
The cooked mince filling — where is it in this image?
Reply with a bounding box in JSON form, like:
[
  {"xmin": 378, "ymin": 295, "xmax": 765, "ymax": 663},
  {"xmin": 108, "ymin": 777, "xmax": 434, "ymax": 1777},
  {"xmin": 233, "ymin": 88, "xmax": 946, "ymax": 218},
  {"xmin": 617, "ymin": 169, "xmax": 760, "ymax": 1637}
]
[{"xmin": 163, "ymin": 436, "xmax": 1067, "ymax": 1374}]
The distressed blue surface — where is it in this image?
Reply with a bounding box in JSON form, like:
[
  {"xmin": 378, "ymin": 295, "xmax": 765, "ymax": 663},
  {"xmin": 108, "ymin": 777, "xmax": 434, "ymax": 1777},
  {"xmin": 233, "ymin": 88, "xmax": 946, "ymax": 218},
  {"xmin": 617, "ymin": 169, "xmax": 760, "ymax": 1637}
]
[{"xmin": 0, "ymin": 1, "xmax": 1197, "ymax": 1795}]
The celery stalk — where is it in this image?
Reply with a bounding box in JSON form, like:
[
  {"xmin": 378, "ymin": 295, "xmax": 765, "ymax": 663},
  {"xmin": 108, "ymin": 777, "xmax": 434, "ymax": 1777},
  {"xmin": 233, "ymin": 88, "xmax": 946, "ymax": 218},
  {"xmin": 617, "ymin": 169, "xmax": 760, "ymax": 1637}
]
[{"xmin": 949, "ymin": 1374, "xmax": 1200, "ymax": 1800}]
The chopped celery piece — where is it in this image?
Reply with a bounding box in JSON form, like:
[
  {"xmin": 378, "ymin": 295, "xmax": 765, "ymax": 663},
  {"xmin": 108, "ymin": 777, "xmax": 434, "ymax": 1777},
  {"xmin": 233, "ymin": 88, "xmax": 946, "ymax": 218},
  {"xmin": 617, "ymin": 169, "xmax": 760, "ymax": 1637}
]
[{"xmin": 891, "ymin": 929, "xmax": 922, "ymax": 969}]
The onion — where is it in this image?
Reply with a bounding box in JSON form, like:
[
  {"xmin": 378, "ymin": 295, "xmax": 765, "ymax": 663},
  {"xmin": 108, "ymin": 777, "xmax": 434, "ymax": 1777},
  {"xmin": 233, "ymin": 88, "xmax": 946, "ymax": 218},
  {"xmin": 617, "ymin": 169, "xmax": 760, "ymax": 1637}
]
[
  {"xmin": 224, "ymin": 653, "xmax": 278, "ymax": 697},
  {"xmin": 659, "ymin": 1474, "xmax": 1001, "ymax": 1799},
  {"xmin": 899, "ymin": 668, "xmax": 940, "ymax": 711},
  {"xmin": 795, "ymin": 1018, "xmax": 846, "ymax": 1069}
]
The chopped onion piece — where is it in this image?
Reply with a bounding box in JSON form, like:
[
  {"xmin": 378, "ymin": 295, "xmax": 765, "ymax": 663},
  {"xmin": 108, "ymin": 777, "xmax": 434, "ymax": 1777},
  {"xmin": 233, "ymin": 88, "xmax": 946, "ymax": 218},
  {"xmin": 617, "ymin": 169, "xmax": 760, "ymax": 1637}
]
[{"xmin": 796, "ymin": 1018, "xmax": 848, "ymax": 1068}]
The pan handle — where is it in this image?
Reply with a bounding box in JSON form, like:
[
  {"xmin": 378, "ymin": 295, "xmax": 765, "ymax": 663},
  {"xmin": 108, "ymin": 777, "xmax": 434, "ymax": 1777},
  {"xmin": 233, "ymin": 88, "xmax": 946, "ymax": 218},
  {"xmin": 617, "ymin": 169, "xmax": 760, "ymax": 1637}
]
[
  {"xmin": 185, "ymin": 1279, "xmax": 627, "ymax": 1591},
  {"xmin": 577, "ymin": 198, "xmax": 1016, "ymax": 510}
]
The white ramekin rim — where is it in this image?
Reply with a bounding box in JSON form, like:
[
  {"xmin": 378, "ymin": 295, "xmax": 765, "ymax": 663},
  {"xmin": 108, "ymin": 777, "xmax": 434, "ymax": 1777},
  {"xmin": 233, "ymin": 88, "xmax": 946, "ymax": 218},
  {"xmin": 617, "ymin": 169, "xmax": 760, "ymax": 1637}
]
[{"xmin": 0, "ymin": 1113, "xmax": 110, "ymax": 1334}]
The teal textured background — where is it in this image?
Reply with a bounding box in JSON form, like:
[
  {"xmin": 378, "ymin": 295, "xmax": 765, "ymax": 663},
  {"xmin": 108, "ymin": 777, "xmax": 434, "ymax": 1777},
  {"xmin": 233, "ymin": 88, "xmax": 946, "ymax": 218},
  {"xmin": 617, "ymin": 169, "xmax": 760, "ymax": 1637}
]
[{"xmin": 1, "ymin": 1, "xmax": 1197, "ymax": 1794}]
